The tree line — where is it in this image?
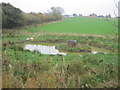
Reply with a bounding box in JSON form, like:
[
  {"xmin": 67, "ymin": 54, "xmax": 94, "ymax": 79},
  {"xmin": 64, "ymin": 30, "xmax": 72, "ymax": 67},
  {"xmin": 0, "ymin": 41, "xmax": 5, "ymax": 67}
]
[{"xmin": 1, "ymin": 3, "xmax": 64, "ymax": 29}]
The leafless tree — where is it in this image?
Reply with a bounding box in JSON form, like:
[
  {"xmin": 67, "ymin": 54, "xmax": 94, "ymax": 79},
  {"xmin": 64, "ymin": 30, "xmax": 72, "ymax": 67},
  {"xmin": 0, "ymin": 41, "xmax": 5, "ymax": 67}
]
[
  {"xmin": 51, "ymin": 7, "xmax": 64, "ymax": 15},
  {"xmin": 114, "ymin": 0, "xmax": 120, "ymax": 17}
]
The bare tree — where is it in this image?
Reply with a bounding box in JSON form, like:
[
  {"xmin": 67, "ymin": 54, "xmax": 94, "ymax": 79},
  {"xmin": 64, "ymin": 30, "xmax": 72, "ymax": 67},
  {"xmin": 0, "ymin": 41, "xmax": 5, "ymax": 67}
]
[
  {"xmin": 114, "ymin": 0, "xmax": 120, "ymax": 17},
  {"xmin": 51, "ymin": 7, "xmax": 64, "ymax": 15}
]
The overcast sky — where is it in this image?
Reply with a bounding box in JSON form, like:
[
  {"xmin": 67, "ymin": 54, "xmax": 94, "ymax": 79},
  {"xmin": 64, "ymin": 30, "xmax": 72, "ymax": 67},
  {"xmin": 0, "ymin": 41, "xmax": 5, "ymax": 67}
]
[{"xmin": 0, "ymin": 0, "xmax": 120, "ymax": 17}]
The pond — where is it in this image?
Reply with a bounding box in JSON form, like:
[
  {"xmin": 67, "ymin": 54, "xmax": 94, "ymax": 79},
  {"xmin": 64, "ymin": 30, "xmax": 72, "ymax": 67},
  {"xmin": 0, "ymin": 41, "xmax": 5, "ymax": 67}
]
[
  {"xmin": 23, "ymin": 44, "xmax": 108, "ymax": 56},
  {"xmin": 24, "ymin": 44, "xmax": 67, "ymax": 55}
]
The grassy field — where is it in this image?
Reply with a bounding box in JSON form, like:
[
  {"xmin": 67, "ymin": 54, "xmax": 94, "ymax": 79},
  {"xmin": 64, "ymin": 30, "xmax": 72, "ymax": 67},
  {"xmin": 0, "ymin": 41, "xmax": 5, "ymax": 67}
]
[
  {"xmin": 29, "ymin": 17, "xmax": 118, "ymax": 36},
  {"xmin": 2, "ymin": 17, "xmax": 119, "ymax": 88}
]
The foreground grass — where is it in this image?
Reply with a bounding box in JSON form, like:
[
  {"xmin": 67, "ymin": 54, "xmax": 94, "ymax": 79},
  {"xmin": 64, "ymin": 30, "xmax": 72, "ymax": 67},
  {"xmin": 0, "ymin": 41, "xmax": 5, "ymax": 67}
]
[{"xmin": 2, "ymin": 45, "xmax": 118, "ymax": 88}]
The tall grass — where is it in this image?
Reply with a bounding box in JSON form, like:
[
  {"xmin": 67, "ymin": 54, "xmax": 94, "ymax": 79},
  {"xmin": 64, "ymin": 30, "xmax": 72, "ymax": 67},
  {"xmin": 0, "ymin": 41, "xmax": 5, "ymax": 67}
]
[{"xmin": 2, "ymin": 52, "xmax": 118, "ymax": 88}]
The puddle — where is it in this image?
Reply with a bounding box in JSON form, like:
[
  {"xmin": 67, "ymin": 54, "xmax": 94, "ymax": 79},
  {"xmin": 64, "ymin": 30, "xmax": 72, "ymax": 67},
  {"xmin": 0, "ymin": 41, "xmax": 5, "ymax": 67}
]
[
  {"xmin": 92, "ymin": 51, "xmax": 107, "ymax": 55},
  {"xmin": 92, "ymin": 51, "xmax": 98, "ymax": 54},
  {"xmin": 24, "ymin": 44, "xmax": 67, "ymax": 55}
]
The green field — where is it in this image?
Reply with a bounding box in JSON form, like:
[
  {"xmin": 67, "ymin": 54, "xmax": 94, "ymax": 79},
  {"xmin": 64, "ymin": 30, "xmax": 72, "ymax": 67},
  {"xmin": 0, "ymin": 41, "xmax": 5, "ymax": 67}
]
[{"xmin": 29, "ymin": 17, "xmax": 118, "ymax": 36}]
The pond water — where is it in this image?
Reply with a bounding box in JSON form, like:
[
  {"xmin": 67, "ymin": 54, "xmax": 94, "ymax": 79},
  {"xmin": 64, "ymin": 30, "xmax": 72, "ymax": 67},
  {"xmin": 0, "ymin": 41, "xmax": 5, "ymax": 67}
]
[
  {"xmin": 92, "ymin": 51, "xmax": 99, "ymax": 54},
  {"xmin": 24, "ymin": 44, "xmax": 67, "ymax": 55},
  {"xmin": 92, "ymin": 51, "xmax": 107, "ymax": 55}
]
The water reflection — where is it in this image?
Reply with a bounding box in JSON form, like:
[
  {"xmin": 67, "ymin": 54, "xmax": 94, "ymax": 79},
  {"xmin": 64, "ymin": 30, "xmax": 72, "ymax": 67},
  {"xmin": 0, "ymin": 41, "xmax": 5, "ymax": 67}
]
[
  {"xmin": 92, "ymin": 51, "xmax": 107, "ymax": 55},
  {"xmin": 24, "ymin": 44, "xmax": 67, "ymax": 55}
]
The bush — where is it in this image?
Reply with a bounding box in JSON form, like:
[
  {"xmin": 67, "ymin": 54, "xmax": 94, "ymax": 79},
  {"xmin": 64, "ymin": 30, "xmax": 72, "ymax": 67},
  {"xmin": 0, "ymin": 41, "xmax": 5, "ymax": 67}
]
[{"xmin": 2, "ymin": 3, "xmax": 25, "ymax": 29}]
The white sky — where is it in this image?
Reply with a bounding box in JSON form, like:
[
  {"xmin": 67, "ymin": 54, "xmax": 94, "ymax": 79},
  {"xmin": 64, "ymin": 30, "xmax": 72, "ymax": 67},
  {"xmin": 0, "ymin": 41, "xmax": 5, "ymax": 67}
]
[{"xmin": 0, "ymin": 0, "xmax": 120, "ymax": 17}]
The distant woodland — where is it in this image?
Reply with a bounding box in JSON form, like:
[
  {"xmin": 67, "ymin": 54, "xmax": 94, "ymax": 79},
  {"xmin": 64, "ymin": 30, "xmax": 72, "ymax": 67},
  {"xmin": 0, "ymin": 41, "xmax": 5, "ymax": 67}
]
[{"xmin": 1, "ymin": 3, "xmax": 64, "ymax": 29}]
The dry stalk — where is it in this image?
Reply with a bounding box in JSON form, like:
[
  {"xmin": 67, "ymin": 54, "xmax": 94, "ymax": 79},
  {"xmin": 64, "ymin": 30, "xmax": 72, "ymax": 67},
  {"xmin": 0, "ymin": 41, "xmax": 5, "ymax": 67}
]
[
  {"xmin": 78, "ymin": 76, "xmax": 81, "ymax": 88},
  {"xmin": 50, "ymin": 57, "xmax": 52, "ymax": 63},
  {"xmin": 10, "ymin": 73, "xmax": 25, "ymax": 88},
  {"xmin": 61, "ymin": 56, "xmax": 65, "ymax": 63},
  {"xmin": 62, "ymin": 68, "xmax": 65, "ymax": 75}
]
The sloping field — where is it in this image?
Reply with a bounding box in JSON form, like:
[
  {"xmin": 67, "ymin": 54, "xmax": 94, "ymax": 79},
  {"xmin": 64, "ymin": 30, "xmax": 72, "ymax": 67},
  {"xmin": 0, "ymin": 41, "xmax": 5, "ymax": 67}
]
[{"xmin": 29, "ymin": 17, "xmax": 118, "ymax": 36}]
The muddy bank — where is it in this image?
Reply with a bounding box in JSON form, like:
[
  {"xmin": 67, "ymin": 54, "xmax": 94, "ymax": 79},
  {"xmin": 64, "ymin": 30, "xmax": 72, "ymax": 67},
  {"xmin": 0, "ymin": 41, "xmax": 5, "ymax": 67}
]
[
  {"xmin": 39, "ymin": 32, "xmax": 118, "ymax": 39},
  {"xmin": 56, "ymin": 47, "xmax": 92, "ymax": 53},
  {"xmin": 16, "ymin": 40, "xmax": 66, "ymax": 44}
]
